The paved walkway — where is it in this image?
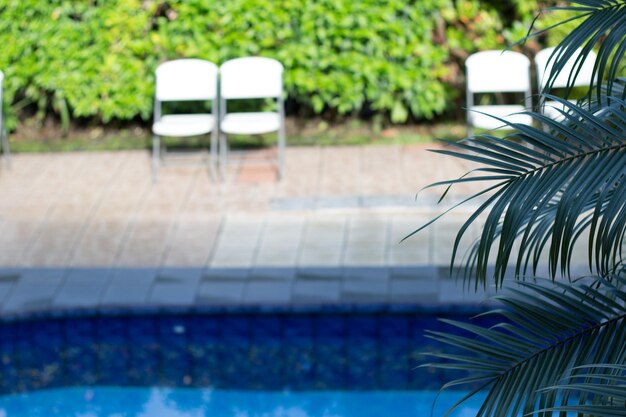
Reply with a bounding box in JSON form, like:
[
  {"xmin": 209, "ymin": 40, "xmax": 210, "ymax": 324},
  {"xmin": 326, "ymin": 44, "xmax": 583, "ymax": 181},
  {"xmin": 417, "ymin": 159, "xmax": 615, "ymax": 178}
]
[{"xmin": 0, "ymin": 145, "xmax": 587, "ymax": 315}]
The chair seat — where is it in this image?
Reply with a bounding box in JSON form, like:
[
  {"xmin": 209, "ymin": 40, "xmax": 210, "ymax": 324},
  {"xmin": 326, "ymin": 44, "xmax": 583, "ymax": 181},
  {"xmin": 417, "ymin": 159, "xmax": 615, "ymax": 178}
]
[
  {"xmin": 221, "ymin": 112, "xmax": 280, "ymax": 135},
  {"xmin": 469, "ymin": 105, "xmax": 533, "ymax": 130},
  {"xmin": 152, "ymin": 114, "xmax": 215, "ymax": 137}
]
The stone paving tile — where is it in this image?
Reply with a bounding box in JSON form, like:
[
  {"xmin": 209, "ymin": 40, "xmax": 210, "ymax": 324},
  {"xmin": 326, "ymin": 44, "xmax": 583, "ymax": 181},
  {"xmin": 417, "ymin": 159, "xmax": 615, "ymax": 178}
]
[
  {"xmin": 292, "ymin": 279, "xmax": 341, "ymax": 303},
  {"xmin": 343, "ymin": 248, "xmax": 386, "ymax": 266},
  {"xmin": 210, "ymin": 215, "xmax": 264, "ymax": 267},
  {"xmin": 250, "ymin": 267, "xmax": 297, "ymax": 281},
  {"xmin": 255, "ymin": 246, "xmax": 299, "ymax": 267},
  {"xmin": 346, "ymin": 214, "xmax": 388, "ymax": 245},
  {"xmin": 298, "ymin": 248, "xmax": 343, "ymax": 267},
  {"xmin": 343, "ymin": 267, "xmax": 390, "ymax": 281},
  {"xmin": 117, "ymin": 220, "xmax": 173, "ymax": 266},
  {"xmin": 0, "ymin": 146, "xmax": 593, "ymax": 314},
  {"xmin": 0, "ymin": 249, "xmax": 23, "ymax": 268},
  {"xmin": 2, "ymin": 268, "xmax": 66, "ymax": 313},
  {"xmin": 432, "ymin": 214, "xmax": 480, "ymax": 265},
  {"xmin": 389, "ymin": 277, "xmax": 439, "ymax": 303},
  {"xmin": 316, "ymin": 196, "xmax": 361, "ymax": 210},
  {"xmin": 255, "ymin": 215, "xmax": 304, "ymax": 267},
  {"xmin": 210, "ymin": 246, "xmax": 258, "ymax": 268},
  {"xmin": 149, "ymin": 268, "xmax": 203, "ymax": 305},
  {"xmin": 298, "ymin": 216, "xmax": 346, "ymax": 267},
  {"xmin": 0, "ymin": 221, "xmax": 41, "ymax": 267},
  {"xmin": 244, "ymin": 280, "xmax": 293, "ymax": 304},
  {"xmin": 53, "ymin": 268, "xmax": 110, "ymax": 308},
  {"xmin": 100, "ymin": 268, "xmax": 157, "ymax": 306},
  {"xmin": 161, "ymin": 215, "xmax": 220, "ymax": 267},
  {"xmin": 302, "ymin": 216, "xmax": 347, "ymax": 243},
  {"xmin": 388, "ymin": 214, "xmax": 433, "ymax": 265},
  {"xmin": 220, "ymin": 214, "xmax": 265, "ymax": 237},
  {"xmin": 296, "ymin": 267, "xmax": 342, "ymax": 280},
  {"xmin": 70, "ymin": 232, "xmax": 127, "ymax": 267},
  {"xmin": 23, "ymin": 221, "xmax": 87, "ymax": 267},
  {"xmin": 196, "ymin": 280, "xmax": 246, "ymax": 304},
  {"xmin": 0, "ymin": 269, "xmax": 20, "ymax": 307},
  {"xmin": 270, "ymin": 197, "xmax": 317, "ymax": 211},
  {"xmin": 388, "ymin": 245, "xmax": 430, "ymax": 266},
  {"xmin": 390, "ymin": 266, "xmax": 438, "ymax": 280},
  {"xmin": 238, "ymin": 164, "xmax": 278, "ymax": 184},
  {"xmin": 341, "ymin": 278, "xmax": 389, "ymax": 303},
  {"xmin": 203, "ymin": 268, "xmax": 250, "ymax": 281},
  {"xmin": 437, "ymin": 278, "xmax": 493, "ymax": 304}
]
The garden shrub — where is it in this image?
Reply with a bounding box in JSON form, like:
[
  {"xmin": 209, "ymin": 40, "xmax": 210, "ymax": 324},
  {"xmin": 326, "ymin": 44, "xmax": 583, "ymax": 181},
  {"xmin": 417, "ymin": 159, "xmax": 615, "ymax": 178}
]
[
  {"xmin": 0, "ymin": 0, "xmax": 561, "ymax": 128},
  {"xmin": 0, "ymin": 0, "xmax": 156, "ymax": 130}
]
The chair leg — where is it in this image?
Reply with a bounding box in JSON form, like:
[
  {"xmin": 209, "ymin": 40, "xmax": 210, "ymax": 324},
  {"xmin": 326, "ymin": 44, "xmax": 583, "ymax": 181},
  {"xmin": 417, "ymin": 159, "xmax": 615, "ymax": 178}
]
[
  {"xmin": 278, "ymin": 128, "xmax": 285, "ymax": 180},
  {"xmin": 2, "ymin": 128, "xmax": 10, "ymax": 169},
  {"xmin": 219, "ymin": 132, "xmax": 227, "ymax": 181},
  {"xmin": 209, "ymin": 130, "xmax": 218, "ymax": 181},
  {"xmin": 152, "ymin": 134, "xmax": 160, "ymax": 183}
]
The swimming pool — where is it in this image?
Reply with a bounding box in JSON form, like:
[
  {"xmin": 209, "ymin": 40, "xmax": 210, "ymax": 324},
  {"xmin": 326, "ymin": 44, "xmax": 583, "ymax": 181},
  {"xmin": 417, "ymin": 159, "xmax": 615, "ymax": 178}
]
[
  {"xmin": 0, "ymin": 306, "xmax": 492, "ymax": 416},
  {"xmin": 0, "ymin": 387, "xmax": 486, "ymax": 417}
]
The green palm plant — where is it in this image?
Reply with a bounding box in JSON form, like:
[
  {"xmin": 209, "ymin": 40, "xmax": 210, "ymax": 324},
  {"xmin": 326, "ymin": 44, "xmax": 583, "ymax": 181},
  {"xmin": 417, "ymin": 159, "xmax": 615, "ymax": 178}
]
[{"xmin": 417, "ymin": 1, "xmax": 626, "ymax": 415}]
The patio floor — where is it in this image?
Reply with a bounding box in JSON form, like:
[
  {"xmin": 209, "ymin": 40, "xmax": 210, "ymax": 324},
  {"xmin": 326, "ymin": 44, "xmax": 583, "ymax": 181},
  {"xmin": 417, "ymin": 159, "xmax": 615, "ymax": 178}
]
[{"xmin": 0, "ymin": 144, "xmax": 586, "ymax": 315}]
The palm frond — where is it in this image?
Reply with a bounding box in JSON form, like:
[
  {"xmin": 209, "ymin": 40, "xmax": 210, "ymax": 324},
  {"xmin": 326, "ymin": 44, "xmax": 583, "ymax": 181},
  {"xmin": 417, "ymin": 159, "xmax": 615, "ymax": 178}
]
[
  {"xmin": 540, "ymin": 365, "xmax": 626, "ymax": 417},
  {"xmin": 412, "ymin": 95, "xmax": 626, "ymax": 286},
  {"xmin": 423, "ymin": 276, "xmax": 626, "ymax": 417},
  {"xmin": 528, "ymin": 0, "xmax": 626, "ymax": 99},
  {"xmin": 588, "ymin": 77, "xmax": 626, "ymax": 110}
]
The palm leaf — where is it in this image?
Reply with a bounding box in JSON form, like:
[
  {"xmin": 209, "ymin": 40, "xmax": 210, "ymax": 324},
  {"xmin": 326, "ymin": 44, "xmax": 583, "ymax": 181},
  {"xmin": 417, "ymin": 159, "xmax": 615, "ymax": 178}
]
[
  {"xmin": 527, "ymin": 0, "xmax": 626, "ymax": 100},
  {"xmin": 413, "ymin": 95, "xmax": 626, "ymax": 286},
  {"xmin": 540, "ymin": 365, "xmax": 626, "ymax": 416},
  {"xmin": 423, "ymin": 276, "xmax": 626, "ymax": 417}
]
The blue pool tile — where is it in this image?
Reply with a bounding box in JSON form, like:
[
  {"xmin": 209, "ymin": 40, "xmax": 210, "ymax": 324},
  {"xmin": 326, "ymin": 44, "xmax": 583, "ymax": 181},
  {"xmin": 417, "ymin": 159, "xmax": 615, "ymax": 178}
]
[
  {"xmin": 0, "ymin": 306, "xmax": 491, "ymax": 393},
  {"xmin": 315, "ymin": 315, "xmax": 346, "ymax": 338}
]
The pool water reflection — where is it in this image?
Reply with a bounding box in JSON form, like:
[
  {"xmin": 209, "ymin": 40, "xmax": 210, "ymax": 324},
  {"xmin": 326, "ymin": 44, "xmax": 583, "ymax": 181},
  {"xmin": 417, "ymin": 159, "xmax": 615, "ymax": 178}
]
[{"xmin": 0, "ymin": 387, "xmax": 485, "ymax": 417}]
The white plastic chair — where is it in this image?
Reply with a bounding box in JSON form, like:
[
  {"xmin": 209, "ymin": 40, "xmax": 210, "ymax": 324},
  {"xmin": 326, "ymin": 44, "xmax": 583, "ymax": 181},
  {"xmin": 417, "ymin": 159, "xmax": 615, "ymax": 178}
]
[
  {"xmin": 219, "ymin": 57, "xmax": 285, "ymax": 180},
  {"xmin": 535, "ymin": 47, "xmax": 597, "ymax": 120},
  {"xmin": 465, "ymin": 50, "xmax": 533, "ymax": 136},
  {"xmin": 0, "ymin": 71, "xmax": 10, "ymax": 167},
  {"xmin": 152, "ymin": 59, "xmax": 218, "ymax": 182}
]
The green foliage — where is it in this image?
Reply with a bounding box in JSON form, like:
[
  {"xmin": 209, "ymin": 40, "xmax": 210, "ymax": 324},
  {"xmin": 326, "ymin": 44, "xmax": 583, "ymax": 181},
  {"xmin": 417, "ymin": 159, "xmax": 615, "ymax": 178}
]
[
  {"xmin": 133, "ymin": 0, "xmax": 454, "ymax": 122},
  {"xmin": 0, "ymin": 0, "xmax": 568, "ymax": 128},
  {"xmin": 0, "ymin": 0, "xmax": 449, "ymax": 125},
  {"xmin": 0, "ymin": 0, "xmax": 156, "ymax": 129}
]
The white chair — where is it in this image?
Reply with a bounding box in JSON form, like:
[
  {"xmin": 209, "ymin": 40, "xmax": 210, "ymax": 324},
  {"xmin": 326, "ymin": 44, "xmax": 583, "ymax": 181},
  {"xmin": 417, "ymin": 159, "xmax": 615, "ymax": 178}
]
[
  {"xmin": 152, "ymin": 59, "xmax": 218, "ymax": 182},
  {"xmin": 465, "ymin": 50, "xmax": 533, "ymax": 136},
  {"xmin": 219, "ymin": 57, "xmax": 285, "ymax": 180},
  {"xmin": 0, "ymin": 71, "xmax": 10, "ymax": 167},
  {"xmin": 535, "ymin": 47, "xmax": 597, "ymax": 120}
]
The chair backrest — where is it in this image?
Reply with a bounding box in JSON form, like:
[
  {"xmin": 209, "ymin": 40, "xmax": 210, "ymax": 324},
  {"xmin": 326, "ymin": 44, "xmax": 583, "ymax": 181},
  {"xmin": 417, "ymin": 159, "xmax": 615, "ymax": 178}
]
[
  {"xmin": 220, "ymin": 57, "xmax": 283, "ymax": 100},
  {"xmin": 155, "ymin": 59, "xmax": 218, "ymax": 102},
  {"xmin": 535, "ymin": 47, "xmax": 596, "ymax": 90},
  {"xmin": 466, "ymin": 50, "xmax": 531, "ymax": 93}
]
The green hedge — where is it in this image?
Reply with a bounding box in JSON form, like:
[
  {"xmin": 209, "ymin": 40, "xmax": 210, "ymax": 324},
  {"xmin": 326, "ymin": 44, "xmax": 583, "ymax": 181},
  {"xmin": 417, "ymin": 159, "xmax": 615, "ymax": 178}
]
[{"xmin": 0, "ymin": 0, "xmax": 560, "ymax": 128}]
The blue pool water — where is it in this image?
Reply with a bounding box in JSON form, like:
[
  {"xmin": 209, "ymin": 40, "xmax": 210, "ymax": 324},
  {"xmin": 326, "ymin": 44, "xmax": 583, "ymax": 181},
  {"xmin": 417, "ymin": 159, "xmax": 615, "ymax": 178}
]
[
  {"xmin": 0, "ymin": 307, "xmax": 497, "ymax": 416},
  {"xmin": 0, "ymin": 387, "xmax": 485, "ymax": 417},
  {"xmin": 0, "ymin": 307, "xmax": 496, "ymax": 393}
]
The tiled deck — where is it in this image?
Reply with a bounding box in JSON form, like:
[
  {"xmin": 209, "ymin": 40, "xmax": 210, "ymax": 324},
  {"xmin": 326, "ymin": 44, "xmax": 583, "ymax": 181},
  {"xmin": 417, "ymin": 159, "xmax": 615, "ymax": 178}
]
[{"xmin": 0, "ymin": 145, "xmax": 586, "ymax": 315}]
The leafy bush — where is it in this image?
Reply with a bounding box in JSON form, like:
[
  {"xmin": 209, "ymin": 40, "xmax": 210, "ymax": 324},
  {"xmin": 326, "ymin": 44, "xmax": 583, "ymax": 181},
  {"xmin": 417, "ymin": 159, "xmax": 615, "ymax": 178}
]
[
  {"xmin": 0, "ymin": 0, "xmax": 563, "ymax": 128},
  {"xmin": 0, "ymin": 0, "xmax": 155, "ymax": 129}
]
